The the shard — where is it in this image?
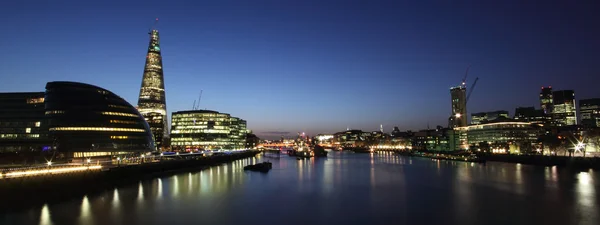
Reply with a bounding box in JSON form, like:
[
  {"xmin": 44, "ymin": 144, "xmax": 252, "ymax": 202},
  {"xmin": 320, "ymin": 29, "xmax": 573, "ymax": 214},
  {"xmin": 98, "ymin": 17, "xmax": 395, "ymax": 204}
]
[{"xmin": 137, "ymin": 22, "xmax": 167, "ymax": 150}]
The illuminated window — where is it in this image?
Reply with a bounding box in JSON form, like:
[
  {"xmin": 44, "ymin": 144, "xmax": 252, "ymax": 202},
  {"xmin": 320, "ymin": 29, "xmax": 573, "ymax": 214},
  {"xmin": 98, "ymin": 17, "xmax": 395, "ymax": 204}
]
[
  {"xmin": 49, "ymin": 127, "xmax": 145, "ymax": 132},
  {"xmin": 110, "ymin": 136, "xmax": 129, "ymax": 139},
  {"xmin": 110, "ymin": 120, "xmax": 138, "ymax": 124},
  {"xmin": 45, "ymin": 110, "xmax": 65, "ymax": 115},
  {"xmin": 25, "ymin": 128, "xmax": 31, "ymax": 133},
  {"xmin": 26, "ymin": 97, "xmax": 44, "ymax": 104},
  {"xmin": 101, "ymin": 112, "xmax": 139, "ymax": 118},
  {"xmin": 35, "ymin": 121, "xmax": 41, "ymax": 127}
]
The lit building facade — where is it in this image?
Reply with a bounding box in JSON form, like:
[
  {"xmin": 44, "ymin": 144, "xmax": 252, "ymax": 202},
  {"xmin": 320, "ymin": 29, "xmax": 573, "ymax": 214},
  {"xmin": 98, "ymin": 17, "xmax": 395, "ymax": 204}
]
[
  {"xmin": 455, "ymin": 121, "xmax": 541, "ymax": 153},
  {"xmin": 552, "ymin": 90, "xmax": 577, "ymax": 126},
  {"xmin": 540, "ymin": 86, "xmax": 553, "ymax": 115},
  {"xmin": 137, "ymin": 28, "xmax": 167, "ymax": 149},
  {"xmin": 449, "ymin": 86, "xmax": 467, "ymax": 128},
  {"xmin": 0, "ymin": 92, "xmax": 50, "ymax": 153},
  {"xmin": 471, "ymin": 110, "xmax": 509, "ymax": 125},
  {"xmin": 45, "ymin": 82, "xmax": 155, "ymax": 158},
  {"xmin": 170, "ymin": 110, "xmax": 248, "ymax": 151},
  {"xmin": 580, "ymin": 98, "xmax": 600, "ymax": 127}
]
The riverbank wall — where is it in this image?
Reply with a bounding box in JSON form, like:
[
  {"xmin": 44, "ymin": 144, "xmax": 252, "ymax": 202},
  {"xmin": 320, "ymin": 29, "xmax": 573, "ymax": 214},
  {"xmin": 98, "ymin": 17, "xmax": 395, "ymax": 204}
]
[{"xmin": 0, "ymin": 151, "xmax": 259, "ymax": 213}]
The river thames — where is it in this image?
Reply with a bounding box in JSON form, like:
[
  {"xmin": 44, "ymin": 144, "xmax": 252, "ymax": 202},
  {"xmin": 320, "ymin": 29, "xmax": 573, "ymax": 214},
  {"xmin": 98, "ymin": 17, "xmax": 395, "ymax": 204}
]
[{"xmin": 1, "ymin": 151, "xmax": 599, "ymax": 225}]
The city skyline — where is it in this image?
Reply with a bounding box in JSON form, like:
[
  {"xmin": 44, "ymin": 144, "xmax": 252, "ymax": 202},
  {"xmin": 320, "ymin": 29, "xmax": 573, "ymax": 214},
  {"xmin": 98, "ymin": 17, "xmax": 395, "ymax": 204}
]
[{"xmin": 1, "ymin": 1, "xmax": 599, "ymax": 138}]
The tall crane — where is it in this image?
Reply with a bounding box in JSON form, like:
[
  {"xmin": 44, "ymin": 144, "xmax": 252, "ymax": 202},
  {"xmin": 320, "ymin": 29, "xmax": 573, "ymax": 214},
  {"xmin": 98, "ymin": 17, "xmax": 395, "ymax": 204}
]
[{"xmin": 466, "ymin": 77, "xmax": 479, "ymax": 104}]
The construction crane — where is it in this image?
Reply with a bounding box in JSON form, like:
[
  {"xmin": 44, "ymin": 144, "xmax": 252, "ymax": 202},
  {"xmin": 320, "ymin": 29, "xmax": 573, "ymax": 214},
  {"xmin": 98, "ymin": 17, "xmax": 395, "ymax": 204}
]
[
  {"xmin": 461, "ymin": 65, "xmax": 471, "ymax": 88},
  {"xmin": 466, "ymin": 77, "xmax": 479, "ymax": 104}
]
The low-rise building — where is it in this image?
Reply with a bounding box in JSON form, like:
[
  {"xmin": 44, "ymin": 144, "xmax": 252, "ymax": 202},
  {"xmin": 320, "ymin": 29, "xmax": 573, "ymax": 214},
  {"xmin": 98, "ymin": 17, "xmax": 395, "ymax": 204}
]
[
  {"xmin": 471, "ymin": 110, "xmax": 509, "ymax": 125},
  {"xmin": 454, "ymin": 119, "xmax": 541, "ymax": 153},
  {"xmin": 170, "ymin": 110, "xmax": 248, "ymax": 151}
]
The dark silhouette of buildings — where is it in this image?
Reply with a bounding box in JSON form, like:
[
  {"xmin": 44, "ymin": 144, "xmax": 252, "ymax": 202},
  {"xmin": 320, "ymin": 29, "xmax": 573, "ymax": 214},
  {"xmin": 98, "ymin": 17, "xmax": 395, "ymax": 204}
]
[
  {"xmin": 580, "ymin": 98, "xmax": 600, "ymax": 127},
  {"xmin": 0, "ymin": 92, "xmax": 49, "ymax": 153}
]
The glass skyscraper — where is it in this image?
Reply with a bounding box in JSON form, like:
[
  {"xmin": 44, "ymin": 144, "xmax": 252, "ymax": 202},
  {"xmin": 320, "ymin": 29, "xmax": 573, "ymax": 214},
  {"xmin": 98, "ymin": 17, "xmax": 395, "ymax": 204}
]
[
  {"xmin": 552, "ymin": 90, "xmax": 577, "ymax": 126},
  {"xmin": 137, "ymin": 28, "xmax": 167, "ymax": 150}
]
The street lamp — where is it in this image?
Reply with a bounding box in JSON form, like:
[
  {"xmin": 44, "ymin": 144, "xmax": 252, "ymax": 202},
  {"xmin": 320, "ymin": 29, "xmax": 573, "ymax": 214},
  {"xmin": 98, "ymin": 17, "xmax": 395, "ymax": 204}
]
[{"xmin": 455, "ymin": 113, "xmax": 461, "ymax": 118}]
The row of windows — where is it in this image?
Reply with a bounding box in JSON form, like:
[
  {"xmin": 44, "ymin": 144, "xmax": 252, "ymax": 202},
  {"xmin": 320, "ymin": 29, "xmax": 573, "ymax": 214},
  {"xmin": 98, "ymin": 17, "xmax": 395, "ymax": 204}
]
[
  {"xmin": 50, "ymin": 127, "xmax": 146, "ymax": 132},
  {"xmin": 109, "ymin": 120, "xmax": 138, "ymax": 124},
  {"xmin": 46, "ymin": 110, "xmax": 65, "ymax": 115},
  {"xmin": 171, "ymin": 129, "xmax": 231, "ymax": 134},
  {"xmin": 101, "ymin": 112, "xmax": 139, "ymax": 118},
  {"xmin": 0, "ymin": 134, "xmax": 41, "ymax": 139}
]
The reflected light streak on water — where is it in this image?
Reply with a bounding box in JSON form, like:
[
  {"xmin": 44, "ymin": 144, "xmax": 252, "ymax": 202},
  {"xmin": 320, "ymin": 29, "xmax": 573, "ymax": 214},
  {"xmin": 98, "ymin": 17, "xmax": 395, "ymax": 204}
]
[
  {"xmin": 157, "ymin": 178, "xmax": 163, "ymax": 200},
  {"xmin": 112, "ymin": 188, "xmax": 120, "ymax": 208},
  {"xmin": 137, "ymin": 182, "xmax": 144, "ymax": 202},
  {"xmin": 173, "ymin": 175, "xmax": 179, "ymax": 197},
  {"xmin": 576, "ymin": 171, "xmax": 598, "ymax": 224},
  {"xmin": 39, "ymin": 204, "xmax": 52, "ymax": 225},
  {"xmin": 79, "ymin": 195, "xmax": 92, "ymax": 225}
]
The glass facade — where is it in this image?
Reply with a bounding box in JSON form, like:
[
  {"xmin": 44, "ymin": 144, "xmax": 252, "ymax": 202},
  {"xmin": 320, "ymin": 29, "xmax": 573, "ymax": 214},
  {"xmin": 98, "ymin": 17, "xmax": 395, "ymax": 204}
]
[
  {"xmin": 45, "ymin": 82, "xmax": 155, "ymax": 156},
  {"xmin": 170, "ymin": 110, "xmax": 248, "ymax": 150},
  {"xmin": 471, "ymin": 110, "xmax": 509, "ymax": 125},
  {"xmin": 137, "ymin": 29, "xmax": 167, "ymax": 149},
  {"xmin": 552, "ymin": 90, "xmax": 577, "ymax": 126},
  {"xmin": 456, "ymin": 122, "xmax": 541, "ymax": 152},
  {"xmin": 0, "ymin": 92, "xmax": 50, "ymax": 152},
  {"xmin": 580, "ymin": 98, "xmax": 600, "ymax": 127}
]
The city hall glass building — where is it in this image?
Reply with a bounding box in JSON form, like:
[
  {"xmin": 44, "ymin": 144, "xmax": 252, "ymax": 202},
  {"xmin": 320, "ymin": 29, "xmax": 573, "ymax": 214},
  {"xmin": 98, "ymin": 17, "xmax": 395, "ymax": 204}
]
[
  {"xmin": 170, "ymin": 110, "xmax": 248, "ymax": 151},
  {"xmin": 45, "ymin": 82, "xmax": 155, "ymax": 158}
]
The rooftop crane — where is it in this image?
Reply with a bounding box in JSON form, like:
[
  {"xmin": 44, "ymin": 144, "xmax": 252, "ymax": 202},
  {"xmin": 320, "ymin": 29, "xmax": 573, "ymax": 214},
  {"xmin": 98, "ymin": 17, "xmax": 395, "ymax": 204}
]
[{"xmin": 466, "ymin": 77, "xmax": 479, "ymax": 104}]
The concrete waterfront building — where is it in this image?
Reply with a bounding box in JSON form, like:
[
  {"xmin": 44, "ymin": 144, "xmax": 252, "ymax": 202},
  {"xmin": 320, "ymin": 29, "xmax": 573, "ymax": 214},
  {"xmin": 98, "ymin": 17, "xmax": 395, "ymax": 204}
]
[
  {"xmin": 0, "ymin": 92, "xmax": 50, "ymax": 153},
  {"xmin": 471, "ymin": 110, "xmax": 509, "ymax": 125},
  {"xmin": 137, "ymin": 24, "xmax": 168, "ymax": 150},
  {"xmin": 580, "ymin": 98, "xmax": 600, "ymax": 128},
  {"xmin": 552, "ymin": 90, "xmax": 577, "ymax": 126},
  {"xmin": 170, "ymin": 110, "xmax": 248, "ymax": 151},
  {"xmin": 454, "ymin": 120, "xmax": 541, "ymax": 153}
]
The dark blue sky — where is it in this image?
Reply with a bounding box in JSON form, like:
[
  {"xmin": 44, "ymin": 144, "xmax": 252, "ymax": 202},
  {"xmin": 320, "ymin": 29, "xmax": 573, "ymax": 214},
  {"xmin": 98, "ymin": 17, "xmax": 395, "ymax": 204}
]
[{"xmin": 1, "ymin": 0, "xmax": 599, "ymax": 138}]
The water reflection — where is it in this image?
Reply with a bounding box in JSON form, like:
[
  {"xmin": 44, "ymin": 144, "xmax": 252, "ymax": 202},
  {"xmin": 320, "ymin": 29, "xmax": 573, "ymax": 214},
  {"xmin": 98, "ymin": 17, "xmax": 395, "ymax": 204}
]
[
  {"xmin": 79, "ymin": 196, "xmax": 91, "ymax": 225},
  {"xmin": 4, "ymin": 154, "xmax": 600, "ymax": 225},
  {"xmin": 39, "ymin": 204, "xmax": 52, "ymax": 225}
]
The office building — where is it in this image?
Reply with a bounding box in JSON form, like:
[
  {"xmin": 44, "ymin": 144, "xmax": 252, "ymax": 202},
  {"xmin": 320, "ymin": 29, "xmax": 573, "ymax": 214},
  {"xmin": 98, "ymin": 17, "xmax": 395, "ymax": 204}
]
[
  {"xmin": 454, "ymin": 120, "xmax": 541, "ymax": 153},
  {"xmin": 580, "ymin": 98, "xmax": 600, "ymax": 127},
  {"xmin": 514, "ymin": 107, "xmax": 550, "ymax": 124},
  {"xmin": 170, "ymin": 110, "xmax": 248, "ymax": 151},
  {"xmin": 449, "ymin": 86, "xmax": 467, "ymax": 128},
  {"xmin": 46, "ymin": 82, "xmax": 155, "ymax": 158},
  {"xmin": 552, "ymin": 90, "xmax": 577, "ymax": 126},
  {"xmin": 137, "ymin": 28, "xmax": 168, "ymax": 149},
  {"xmin": 471, "ymin": 110, "xmax": 509, "ymax": 125},
  {"xmin": 540, "ymin": 86, "xmax": 553, "ymax": 115},
  {"xmin": 0, "ymin": 92, "xmax": 50, "ymax": 153}
]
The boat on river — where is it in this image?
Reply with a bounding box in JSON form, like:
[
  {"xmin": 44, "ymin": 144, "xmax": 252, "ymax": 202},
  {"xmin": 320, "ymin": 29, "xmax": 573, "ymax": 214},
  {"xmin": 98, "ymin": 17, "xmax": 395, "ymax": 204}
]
[{"xmin": 244, "ymin": 162, "xmax": 273, "ymax": 173}]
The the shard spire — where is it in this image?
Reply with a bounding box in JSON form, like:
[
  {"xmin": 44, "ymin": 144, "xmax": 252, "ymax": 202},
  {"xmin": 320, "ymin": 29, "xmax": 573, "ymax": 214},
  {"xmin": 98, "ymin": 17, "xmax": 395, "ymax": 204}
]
[{"xmin": 137, "ymin": 20, "xmax": 167, "ymax": 150}]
